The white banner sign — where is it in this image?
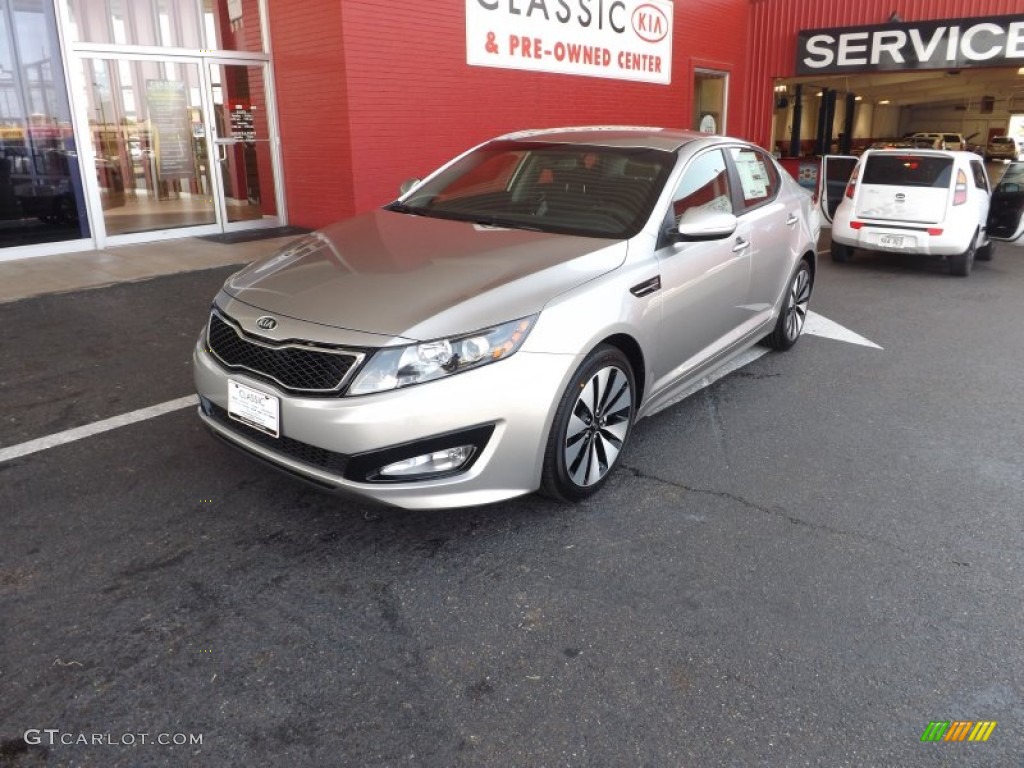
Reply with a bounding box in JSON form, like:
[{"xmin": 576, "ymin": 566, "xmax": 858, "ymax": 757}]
[{"xmin": 467, "ymin": 0, "xmax": 673, "ymax": 85}]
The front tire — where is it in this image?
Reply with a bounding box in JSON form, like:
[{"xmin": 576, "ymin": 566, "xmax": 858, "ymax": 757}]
[
  {"xmin": 541, "ymin": 345, "xmax": 635, "ymax": 502},
  {"xmin": 765, "ymin": 259, "xmax": 813, "ymax": 351}
]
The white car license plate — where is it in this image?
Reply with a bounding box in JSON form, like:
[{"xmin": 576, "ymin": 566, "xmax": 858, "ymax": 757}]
[
  {"xmin": 228, "ymin": 380, "xmax": 280, "ymax": 438},
  {"xmin": 878, "ymin": 234, "xmax": 904, "ymax": 248}
]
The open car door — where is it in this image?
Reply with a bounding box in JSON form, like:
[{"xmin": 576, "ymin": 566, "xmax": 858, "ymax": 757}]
[
  {"xmin": 988, "ymin": 161, "xmax": 1024, "ymax": 246},
  {"xmin": 815, "ymin": 155, "xmax": 856, "ymax": 228},
  {"xmin": 817, "ymin": 155, "xmax": 858, "ymax": 228}
]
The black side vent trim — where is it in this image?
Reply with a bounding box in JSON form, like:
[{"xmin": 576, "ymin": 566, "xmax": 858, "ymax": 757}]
[{"xmin": 630, "ymin": 276, "xmax": 661, "ymax": 298}]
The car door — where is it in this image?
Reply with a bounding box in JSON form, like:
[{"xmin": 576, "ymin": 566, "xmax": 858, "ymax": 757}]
[
  {"xmin": 726, "ymin": 146, "xmax": 794, "ymax": 320},
  {"xmin": 968, "ymin": 156, "xmax": 991, "ymax": 242},
  {"xmin": 988, "ymin": 161, "xmax": 1024, "ymax": 245},
  {"xmin": 817, "ymin": 155, "xmax": 858, "ymax": 226},
  {"xmin": 648, "ymin": 147, "xmax": 751, "ymax": 397}
]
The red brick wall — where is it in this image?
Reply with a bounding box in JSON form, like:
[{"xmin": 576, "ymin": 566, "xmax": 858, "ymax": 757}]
[
  {"xmin": 267, "ymin": 0, "xmax": 355, "ymax": 228},
  {"xmin": 272, "ymin": 0, "xmax": 751, "ymax": 228}
]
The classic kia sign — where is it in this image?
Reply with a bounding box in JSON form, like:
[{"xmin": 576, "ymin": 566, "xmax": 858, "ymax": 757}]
[
  {"xmin": 797, "ymin": 14, "xmax": 1024, "ymax": 75},
  {"xmin": 467, "ymin": 0, "xmax": 673, "ymax": 84}
]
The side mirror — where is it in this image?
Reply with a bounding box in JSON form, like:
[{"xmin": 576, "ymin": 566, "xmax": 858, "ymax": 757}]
[
  {"xmin": 399, "ymin": 178, "xmax": 421, "ymax": 196},
  {"xmin": 666, "ymin": 210, "xmax": 738, "ymax": 243}
]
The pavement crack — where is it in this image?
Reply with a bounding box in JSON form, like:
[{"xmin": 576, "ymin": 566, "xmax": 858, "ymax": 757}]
[
  {"xmin": 620, "ymin": 464, "xmax": 911, "ymax": 554},
  {"xmin": 623, "ymin": 464, "xmax": 775, "ymax": 514}
]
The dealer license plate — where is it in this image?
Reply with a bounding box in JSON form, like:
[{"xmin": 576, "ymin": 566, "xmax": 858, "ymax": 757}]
[
  {"xmin": 878, "ymin": 234, "xmax": 904, "ymax": 248},
  {"xmin": 228, "ymin": 380, "xmax": 280, "ymax": 438}
]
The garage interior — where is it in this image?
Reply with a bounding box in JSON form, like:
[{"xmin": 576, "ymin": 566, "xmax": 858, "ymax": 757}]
[{"xmin": 771, "ymin": 65, "xmax": 1024, "ymax": 156}]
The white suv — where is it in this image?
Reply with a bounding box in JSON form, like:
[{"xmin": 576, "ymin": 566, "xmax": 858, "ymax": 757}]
[
  {"xmin": 986, "ymin": 136, "xmax": 1024, "ymax": 162},
  {"xmin": 830, "ymin": 149, "xmax": 992, "ymax": 276},
  {"xmin": 910, "ymin": 132, "xmax": 966, "ymax": 151}
]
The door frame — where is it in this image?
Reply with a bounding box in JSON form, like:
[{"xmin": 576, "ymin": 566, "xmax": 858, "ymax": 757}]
[
  {"xmin": 203, "ymin": 57, "xmax": 287, "ymax": 234},
  {"xmin": 64, "ymin": 44, "xmax": 284, "ymax": 248}
]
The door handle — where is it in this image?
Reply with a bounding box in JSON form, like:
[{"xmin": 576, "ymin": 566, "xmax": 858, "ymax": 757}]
[
  {"xmin": 786, "ymin": 213, "xmax": 799, "ymax": 226},
  {"xmin": 732, "ymin": 238, "xmax": 750, "ymax": 253},
  {"xmin": 630, "ymin": 275, "xmax": 661, "ymax": 297}
]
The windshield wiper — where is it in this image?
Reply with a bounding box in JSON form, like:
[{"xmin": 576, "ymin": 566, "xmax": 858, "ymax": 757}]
[
  {"xmin": 384, "ymin": 201, "xmax": 429, "ymax": 216},
  {"xmin": 470, "ymin": 215, "xmax": 543, "ymax": 232}
]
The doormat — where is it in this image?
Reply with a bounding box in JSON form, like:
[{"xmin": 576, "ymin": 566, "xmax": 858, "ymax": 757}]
[{"xmin": 198, "ymin": 225, "xmax": 311, "ymax": 244}]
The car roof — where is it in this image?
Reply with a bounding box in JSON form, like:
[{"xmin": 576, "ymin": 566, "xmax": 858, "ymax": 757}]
[
  {"xmin": 493, "ymin": 126, "xmax": 709, "ymax": 152},
  {"xmin": 863, "ymin": 148, "xmax": 975, "ymax": 158}
]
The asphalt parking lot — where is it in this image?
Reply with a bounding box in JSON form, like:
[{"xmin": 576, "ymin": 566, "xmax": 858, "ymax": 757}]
[{"xmin": 2, "ymin": 241, "xmax": 1023, "ymax": 767}]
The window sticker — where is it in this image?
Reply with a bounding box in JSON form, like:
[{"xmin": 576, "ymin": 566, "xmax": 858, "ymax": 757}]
[{"xmin": 736, "ymin": 153, "xmax": 769, "ymax": 199}]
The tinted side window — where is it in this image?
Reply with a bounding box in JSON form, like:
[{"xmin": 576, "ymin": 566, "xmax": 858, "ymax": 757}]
[
  {"xmin": 970, "ymin": 161, "xmax": 988, "ymax": 191},
  {"xmin": 862, "ymin": 155, "xmax": 953, "ymax": 187},
  {"xmin": 672, "ymin": 149, "xmax": 732, "ymax": 221},
  {"xmin": 728, "ymin": 147, "xmax": 779, "ymax": 213}
]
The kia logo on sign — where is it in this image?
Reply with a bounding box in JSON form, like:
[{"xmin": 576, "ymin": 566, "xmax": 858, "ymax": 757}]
[
  {"xmin": 255, "ymin": 316, "xmax": 278, "ymax": 331},
  {"xmin": 632, "ymin": 4, "xmax": 668, "ymax": 43}
]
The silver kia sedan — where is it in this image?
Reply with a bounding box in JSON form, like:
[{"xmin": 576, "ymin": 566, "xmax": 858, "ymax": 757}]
[{"xmin": 193, "ymin": 127, "xmax": 819, "ymax": 509}]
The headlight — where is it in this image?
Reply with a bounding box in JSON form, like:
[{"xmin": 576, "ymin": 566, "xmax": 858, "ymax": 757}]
[{"xmin": 348, "ymin": 315, "xmax": 537, "ymax": 395}]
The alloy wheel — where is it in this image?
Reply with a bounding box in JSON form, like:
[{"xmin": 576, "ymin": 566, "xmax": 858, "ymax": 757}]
[
  {"xmin": 564, "ymin": 365, "xmax": 633, "ymax": 487},
  {"xmin": 784, "ymin": 267, "xmax": 812, "ymax": 342}
]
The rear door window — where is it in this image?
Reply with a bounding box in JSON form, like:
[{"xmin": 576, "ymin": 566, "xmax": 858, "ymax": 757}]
[
  {"xmin": 970, "ymin": 160, "xmax": 989, "ymax": 191},
  {"xmin": 727, "ymin": 147, "xmax": 779, "ymax": 213},
  {"xmin": 862, "ymin": 155, "xmax": 953, "ymax": 188}
]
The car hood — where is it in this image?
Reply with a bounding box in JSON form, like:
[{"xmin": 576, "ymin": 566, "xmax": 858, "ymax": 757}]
[{"xmin": 223, "ymin": 209, "xmax": 625, "ymax": 341}]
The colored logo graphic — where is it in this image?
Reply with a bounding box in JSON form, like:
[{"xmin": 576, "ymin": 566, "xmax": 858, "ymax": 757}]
[{"xmin": 921, "ymin": 721, "xmax": 997, "ymax": 742}]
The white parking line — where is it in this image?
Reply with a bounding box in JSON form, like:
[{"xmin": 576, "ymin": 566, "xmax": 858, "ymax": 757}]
[
  {"xmin": 0, "ymin": 395, "xmax": 198, "ymax": 464},
  {"xmin": 0, "ymin": 314, "xmax": 881, "ymax": 465},
  {"xmin": 804, "ymin": 311, "xmax": 883, "ymax": 349}
]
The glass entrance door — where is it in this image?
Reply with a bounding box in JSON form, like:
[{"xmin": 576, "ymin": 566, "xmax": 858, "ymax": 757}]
[
  {"xmin": 81, "ymin": 56, "xmax": 216, "ymax": 238},
  {"xmin": 207, "ymin": 61, "xmax": 280, "ymax": 229},
  {"xmin": 77, "ymin": 55, "xmax": 281, "ymax": 242}
]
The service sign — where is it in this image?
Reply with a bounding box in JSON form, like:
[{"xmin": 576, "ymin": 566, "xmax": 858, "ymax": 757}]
[
  {"xmin": 797, "ymin": 14, "xmax": 1024, "ymax": 75},
  {"xmin": 467, "ymin": 0, "xmax": 673, "ymax": 85}
]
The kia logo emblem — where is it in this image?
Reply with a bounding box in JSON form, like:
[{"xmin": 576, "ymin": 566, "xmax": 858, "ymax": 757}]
[
  {"xmin": 255, "ymin": 316, "xmax": 278, "ymax": 331},
  {"xmin": 632, "ymin": 4, "xmax": 668, "ymax": 43}
]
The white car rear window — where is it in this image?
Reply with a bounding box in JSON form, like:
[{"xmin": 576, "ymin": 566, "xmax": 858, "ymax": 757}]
[{"xmin": 861, "ymin": 155, "xmax": 953, "ymax": 188}]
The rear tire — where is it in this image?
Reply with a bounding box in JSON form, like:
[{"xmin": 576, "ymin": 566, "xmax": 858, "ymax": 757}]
[
  {"xmin": 831, "ymin": 241, "xmax": 854, "ymax": 263},
  {"xmin": 976, "ymin": 238, "xmax": 994, "ymax": 262},
  {"xmin": 948, "ymin": 233, "xmax": 977, "ymax": 277}
]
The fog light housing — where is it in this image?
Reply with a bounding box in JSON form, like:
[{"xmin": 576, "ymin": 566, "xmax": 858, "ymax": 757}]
[
  {"xmin": 378, "ymin": 446, "xmax": 475, "ymax": 478},
  {"xmin": 344, "ymin": 424, "xmax": 495, "ymax": 483}
]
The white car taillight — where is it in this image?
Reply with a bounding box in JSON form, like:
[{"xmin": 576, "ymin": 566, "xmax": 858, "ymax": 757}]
[
  {"xmin": 844, "ymin": 164, "xmax": 860, "ymax": 199},
  {"xmin": 953, "ymin": 169, "xmax": 968, "ymax": 205}
]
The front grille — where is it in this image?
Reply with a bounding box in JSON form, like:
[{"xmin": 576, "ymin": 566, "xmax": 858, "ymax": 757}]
[
  {"xmin": 203, "ymin": 398, "xmax": 349, "ymax": 475},
  {"xmin": 207, "ymin": 310, "xmax": 364, "ymax": 394}
]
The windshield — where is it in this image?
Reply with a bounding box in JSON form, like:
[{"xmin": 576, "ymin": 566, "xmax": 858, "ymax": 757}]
[{"xmin": 386, "ymin": 141, "xmax": 676, "ymax": 239}]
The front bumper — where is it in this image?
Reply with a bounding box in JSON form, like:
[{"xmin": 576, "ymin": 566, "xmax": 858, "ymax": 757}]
[{"xmin": 193, "ymin": 336, "xmax": 580, "ymax": 509}]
